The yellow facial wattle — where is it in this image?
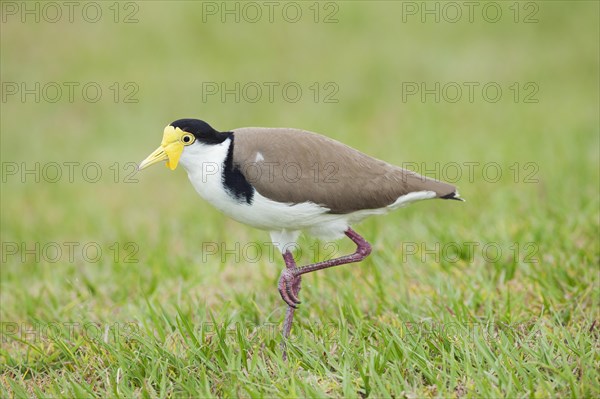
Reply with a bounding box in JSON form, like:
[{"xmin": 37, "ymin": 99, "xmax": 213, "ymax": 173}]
[{"xmin": 139, "ymin": 125, "xmax": 190, "ymax": 171}]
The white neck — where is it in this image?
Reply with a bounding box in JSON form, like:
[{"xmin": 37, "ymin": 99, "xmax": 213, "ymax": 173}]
[{"xmin": 179, "ymin": 139, "xmax": 232, "ymax": 206}]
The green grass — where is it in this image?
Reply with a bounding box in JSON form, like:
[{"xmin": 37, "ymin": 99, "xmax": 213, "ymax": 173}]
[{"xmin": 1, "ymin": 1, "xmax": 599, "ymax": 397}]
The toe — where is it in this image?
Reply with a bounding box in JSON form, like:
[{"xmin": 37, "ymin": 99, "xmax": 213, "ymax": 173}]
[
  {"xmin": 286, "ymin": 283, "xmax": 301, "ymax": 305},
  {"xmin": 278, "ymin": 277, "xmax": 298, "ymax": 308}
]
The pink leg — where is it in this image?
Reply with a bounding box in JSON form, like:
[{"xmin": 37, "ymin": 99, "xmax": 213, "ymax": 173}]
[
  {"xmin": 278, "ymin": 228, "xmax": 371, "ymax": 314},
  {"xmin": 280, "ymin": 251, "xmax": 302, "ymax": 360},
  {"xmin": 278, "ymin": 228, "xmax": 372, "ymax": 314},
  {"xmin": 281, "ymin": 251, "xmax": 302, "ymax": 341}
]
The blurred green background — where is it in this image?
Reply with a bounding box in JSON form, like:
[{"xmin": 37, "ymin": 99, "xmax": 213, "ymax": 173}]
[{"xmin": 1, "ymin": 1, "xmax": 599, "ymax": 397}]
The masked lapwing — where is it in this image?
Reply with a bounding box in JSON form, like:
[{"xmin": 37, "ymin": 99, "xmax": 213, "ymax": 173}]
[{"xmin": 139, "ymin": 119, "xmax": 463, "ymax": 346}]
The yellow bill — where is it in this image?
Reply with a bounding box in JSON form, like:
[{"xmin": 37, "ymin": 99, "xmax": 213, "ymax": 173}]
[{"xmin": 138, "ymin": 126, "xmax": 186, "ymax": 171}]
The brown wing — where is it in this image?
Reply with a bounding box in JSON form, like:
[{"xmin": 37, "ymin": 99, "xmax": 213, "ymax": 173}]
[{"xmin": 232, "ymin": 127, "xmax": 456, "ymax": 214}]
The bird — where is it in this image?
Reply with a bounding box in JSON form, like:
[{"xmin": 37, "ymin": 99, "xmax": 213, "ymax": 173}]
[{"xmin": 138, "ymin": 118, "xmax": 463, "ymax": 353}]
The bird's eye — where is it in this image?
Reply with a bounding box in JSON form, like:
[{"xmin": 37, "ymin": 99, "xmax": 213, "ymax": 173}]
[{"xmin": 181, "ymin": 133, "xmax": 195, "ymax": 145}]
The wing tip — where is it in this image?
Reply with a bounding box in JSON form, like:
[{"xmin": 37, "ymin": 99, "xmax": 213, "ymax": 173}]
[{"xmin": 439, "ymin": 191, "xmax": 465, "ymax": 202}]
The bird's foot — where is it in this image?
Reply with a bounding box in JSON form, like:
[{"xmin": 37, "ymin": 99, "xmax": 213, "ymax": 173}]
[{"xmin": 278, "ymin": 268, "xmax": 301, "ymax": 308}]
